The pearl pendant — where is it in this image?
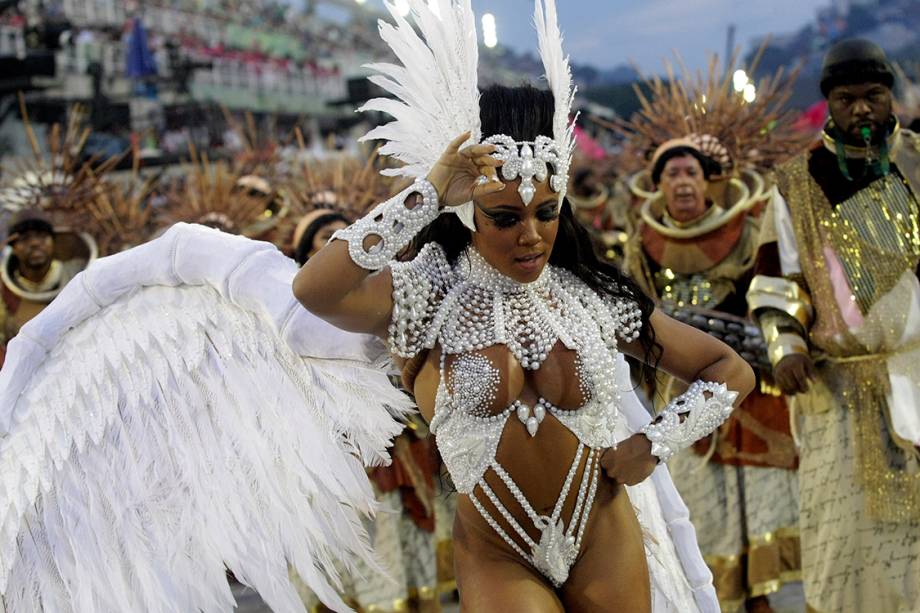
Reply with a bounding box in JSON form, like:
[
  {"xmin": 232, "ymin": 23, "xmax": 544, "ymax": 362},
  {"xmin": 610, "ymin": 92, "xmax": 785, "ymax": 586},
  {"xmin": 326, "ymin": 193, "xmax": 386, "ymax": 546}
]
[
  {"xmin": 527, "ymin": 417, "xmax": 539, "ymax": 437},
  {"xmin": 516, "ymin": 405, "xmax": 530, "ymax": 423},
  {"xmin": 516, "ymin": 401, "xmax": 545, "ymax": 437}
]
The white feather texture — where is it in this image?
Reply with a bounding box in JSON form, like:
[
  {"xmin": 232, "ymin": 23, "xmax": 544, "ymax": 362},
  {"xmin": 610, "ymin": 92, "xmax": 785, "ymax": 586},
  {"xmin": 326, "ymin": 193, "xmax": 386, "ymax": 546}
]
[
  {"xmin": 534, "ymin": 0, "xmax": 577, "ymax": 202},
  {"xmin": 0, "ymin": 224, "xmax": 413, "ymax": 613},
  {"xmin": 360, "ymin": 0, "xmax": 480, "ymax": 181}
]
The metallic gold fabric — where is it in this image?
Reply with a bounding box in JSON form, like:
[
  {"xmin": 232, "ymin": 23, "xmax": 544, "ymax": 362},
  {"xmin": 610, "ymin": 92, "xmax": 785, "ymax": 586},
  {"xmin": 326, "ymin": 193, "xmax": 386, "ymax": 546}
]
[
  {"xmin": 702, "ymin": 527, "xmax": 802, "ymax": 609},
  {"xmin": 703, "ymin": 553, "xmax": 745, "ymax": 611},
  {"xmin": 819, "ymin": 357, "xmax": 920, "ymax": 522},
  {"xmin": 653, "ymin": 268, "xmax": 734, "ymax": 309},
  {"xmin": 767, "ymin": 333, "xmax": 809, "ymax": 368},
  {"xmin": 436, "ymin": 538, "xmax": 454, "ymax": 588},
  {"xmin": 747, "ymin": 275, "xmax": 814, "ymax": 330},
  {"xmin": 748, "ymin": 528, "xmax": 802, "ymax": 598},
  {"xmin": 821, "ymin": 174, "xmax": 920, "ymax": 314},
  {"xmin": 774, "ymin": 146, "xmax": 920, "ymax": 523}
]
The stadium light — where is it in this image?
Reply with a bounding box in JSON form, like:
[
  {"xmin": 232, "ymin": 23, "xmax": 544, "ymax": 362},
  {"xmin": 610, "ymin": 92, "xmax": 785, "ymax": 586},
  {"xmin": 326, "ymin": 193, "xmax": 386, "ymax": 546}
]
[
  {"xmin": 743, "ymin": 82, "xmax": 757, "ymax": 103},
  {"xmin": 355, "ymin": 0, "xmax": 366, "ymax": 4},
  {"xmin": 732, "ymin": 69, "xmax": 748, "ymax": 93},
  {"xmin": 394, "ymin": 0, "xmax": 410, "ymax": 17},
  {"xmin": 482, "ymin": 13, "xmax": 497, "ymax": 48}
]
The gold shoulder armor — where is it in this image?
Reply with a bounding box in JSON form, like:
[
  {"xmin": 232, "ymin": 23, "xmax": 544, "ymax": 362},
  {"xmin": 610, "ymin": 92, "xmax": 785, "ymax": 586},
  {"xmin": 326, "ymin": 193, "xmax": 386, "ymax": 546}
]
[{"xmin": 746, "ymin": 274, "xmax": 813, "ymax": 330}]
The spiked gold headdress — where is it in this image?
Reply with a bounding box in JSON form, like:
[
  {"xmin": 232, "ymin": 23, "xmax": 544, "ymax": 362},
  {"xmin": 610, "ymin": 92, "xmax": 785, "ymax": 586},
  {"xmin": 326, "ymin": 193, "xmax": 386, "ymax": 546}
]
[
  {"xmin": 156, "ymin": 144, "xmax": 278, "ymax": 237},
  {"xmin": 85, "ymin": 151, "xmax": 156, "ymax": 255},
  {"xmin": 0, "ymin": 100, "xmax": 113, "ymax": 236},
  {"xmin": 275, "ymin": 129, "xmax": 399, "ymax": 252},
  {"xmin": 615, "ymin": 45, "xmax": 812, "ymax": 177}
]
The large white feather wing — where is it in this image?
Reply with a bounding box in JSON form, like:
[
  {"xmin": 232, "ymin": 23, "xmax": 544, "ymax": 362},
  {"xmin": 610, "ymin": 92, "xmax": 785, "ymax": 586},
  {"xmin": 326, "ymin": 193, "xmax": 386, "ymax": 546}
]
[
  {"xmin": 0, "ymin": 224, "xmax": 413, "ymax": 613},
  {"xmin": 359, "ymin": 0, "xmax": 480, "ymax": 179}
]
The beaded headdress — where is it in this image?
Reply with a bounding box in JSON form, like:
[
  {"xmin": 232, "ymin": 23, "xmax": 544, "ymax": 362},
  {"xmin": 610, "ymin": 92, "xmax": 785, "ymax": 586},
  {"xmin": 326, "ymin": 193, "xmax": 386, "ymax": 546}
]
[{"xmin": 359, "ymin": 0, "xmax": 577, "ymax": 232}]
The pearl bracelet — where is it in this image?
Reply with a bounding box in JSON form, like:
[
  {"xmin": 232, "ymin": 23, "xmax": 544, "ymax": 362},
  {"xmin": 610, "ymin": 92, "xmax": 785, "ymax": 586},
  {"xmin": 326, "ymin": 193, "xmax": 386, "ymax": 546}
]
[
  {"xmin": 641, "ymin": 380, "xmax": 737, "ymax": 463},
  {"xmin": 332, "ymin": 179, "xmax": 440, "ymax": 271}
]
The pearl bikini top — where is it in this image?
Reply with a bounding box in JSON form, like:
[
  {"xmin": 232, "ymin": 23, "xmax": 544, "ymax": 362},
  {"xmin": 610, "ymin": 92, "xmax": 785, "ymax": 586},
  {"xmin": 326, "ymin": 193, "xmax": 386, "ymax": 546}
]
[{"xmin": 389, "ymin": 244, "xmax": 643, "ymax": 585}]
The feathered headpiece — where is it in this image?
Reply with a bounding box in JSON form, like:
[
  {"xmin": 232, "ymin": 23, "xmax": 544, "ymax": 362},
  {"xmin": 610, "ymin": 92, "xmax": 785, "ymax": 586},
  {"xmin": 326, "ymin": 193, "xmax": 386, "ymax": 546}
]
[
  {"xmin": 156, "ymin": 145, "xmax": 278, "ymax": 237},
  {"xmin": 615, "ymin": 47, "xmax": 811, "ymax": 176},
  {"xmin": 85, "ymin": 153, "xmax": 156, "ymax": 255},
  {"xmin": 359, "ymin": 0, "xmax": 576, "ymax": 232},
  {"xmin": 279, "ymin": 142, "xmax": 399, "ymax": 253},
  {"xmin": 0, "ymin": 102, "xmax": 113, "ymax": 237}
]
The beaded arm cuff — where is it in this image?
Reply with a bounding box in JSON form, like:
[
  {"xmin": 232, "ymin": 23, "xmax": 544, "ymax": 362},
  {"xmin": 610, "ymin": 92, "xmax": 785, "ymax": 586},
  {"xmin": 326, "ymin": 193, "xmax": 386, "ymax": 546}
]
[
  {"xmin": 641, "ymin": 381, "xmax": 737, "ymax": 463},
  {"xmin": 332, "ymin": 179, "xmax": 440, "ymax": 271}
]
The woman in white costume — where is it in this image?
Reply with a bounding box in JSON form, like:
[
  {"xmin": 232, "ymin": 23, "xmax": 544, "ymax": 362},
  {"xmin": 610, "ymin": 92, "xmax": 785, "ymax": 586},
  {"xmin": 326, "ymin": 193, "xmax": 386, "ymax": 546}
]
[
  {"xmin": 295, "ymin": 1, "xmax": 754, "ymax": 611},
  {"xmin": 0, "ymin": 2, "xmax": 751, "ymax": 612}
]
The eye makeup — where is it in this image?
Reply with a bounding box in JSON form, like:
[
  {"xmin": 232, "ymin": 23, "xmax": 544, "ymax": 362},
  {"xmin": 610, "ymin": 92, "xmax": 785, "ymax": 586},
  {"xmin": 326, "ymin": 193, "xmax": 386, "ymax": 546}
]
[{"xmin": 477, "ymin": 202, "xmax": 559, "ymax": 229}]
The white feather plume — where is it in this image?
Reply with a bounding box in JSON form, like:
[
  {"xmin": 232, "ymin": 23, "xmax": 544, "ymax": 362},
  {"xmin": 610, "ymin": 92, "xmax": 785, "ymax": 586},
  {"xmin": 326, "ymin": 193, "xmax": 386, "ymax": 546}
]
[
  {"xmin": 360, "ymin": 0, "xmax": 481, "ymax": 180},
  {"xmin": 0, "ymin": 224, "xmax": 413, "ymax": 612},
  {"xmin": 534, "ymin": 0, "xmax": 577, "ymax": 197}
]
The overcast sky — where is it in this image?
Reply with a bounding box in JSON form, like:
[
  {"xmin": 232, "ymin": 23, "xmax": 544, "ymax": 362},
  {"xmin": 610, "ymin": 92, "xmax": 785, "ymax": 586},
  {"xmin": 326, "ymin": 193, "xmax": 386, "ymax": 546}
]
[{"xmin": 409, "ymin": 0, "xmax": 828, "ymax": 73}]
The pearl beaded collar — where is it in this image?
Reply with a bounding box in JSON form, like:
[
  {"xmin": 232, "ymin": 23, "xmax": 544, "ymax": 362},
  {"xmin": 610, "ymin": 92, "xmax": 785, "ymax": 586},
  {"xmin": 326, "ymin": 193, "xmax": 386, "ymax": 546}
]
[{"xmin": 389, "ymin": 242, "xmax": 644, "ymax": 586}]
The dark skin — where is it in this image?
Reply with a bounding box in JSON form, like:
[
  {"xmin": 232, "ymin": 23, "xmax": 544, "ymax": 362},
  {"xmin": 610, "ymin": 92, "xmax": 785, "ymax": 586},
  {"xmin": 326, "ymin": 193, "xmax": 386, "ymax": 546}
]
[
  {"xmin": 10, "ymin": 230, "xmax": 54, "ymax": 283},
  {"xmin": 294, "ymin": 132, "xmax": 755, "ymax": 611},
  {"xmin": 775, "ymin": 81, "xmax": 893, "ymax": 396},
  {"xmin": 827, "ymin": 82, "xmax": 893, "ymax": 146}
]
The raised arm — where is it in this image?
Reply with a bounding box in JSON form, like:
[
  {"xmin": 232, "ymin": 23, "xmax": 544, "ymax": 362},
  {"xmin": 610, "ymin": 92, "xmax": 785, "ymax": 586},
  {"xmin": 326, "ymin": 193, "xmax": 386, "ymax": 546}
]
[{"xmin": 292, "ymin": 133, "xmax": 503, "ymax": 338}]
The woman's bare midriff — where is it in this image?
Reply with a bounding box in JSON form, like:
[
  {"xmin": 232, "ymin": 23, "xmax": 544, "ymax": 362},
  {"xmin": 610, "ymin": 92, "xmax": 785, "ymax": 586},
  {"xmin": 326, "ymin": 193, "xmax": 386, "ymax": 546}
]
[{"xmin": 413, "ymin": 344, "xmax": 652, "ymax": 612}]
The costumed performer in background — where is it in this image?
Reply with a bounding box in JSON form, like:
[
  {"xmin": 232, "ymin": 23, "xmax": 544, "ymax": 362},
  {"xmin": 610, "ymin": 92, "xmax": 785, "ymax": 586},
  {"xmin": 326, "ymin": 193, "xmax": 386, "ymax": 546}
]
[
  {"xmin": 616, "ymin": 55, "xmax": 812, "ymax": 611},
  {"xmin": 623, "ymin": 139, "xmax": 799, "ymax": 613},
  {"xmin": 748, "ymin": 39, "xmax": 920, "ymax": 613}
]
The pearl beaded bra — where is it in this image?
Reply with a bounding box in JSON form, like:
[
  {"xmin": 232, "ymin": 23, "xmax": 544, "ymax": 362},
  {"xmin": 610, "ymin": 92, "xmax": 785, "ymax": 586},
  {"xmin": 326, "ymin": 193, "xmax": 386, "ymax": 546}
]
[{"xmin": 389, "ymin": 244, "xmax": 643, "ymax": 586}]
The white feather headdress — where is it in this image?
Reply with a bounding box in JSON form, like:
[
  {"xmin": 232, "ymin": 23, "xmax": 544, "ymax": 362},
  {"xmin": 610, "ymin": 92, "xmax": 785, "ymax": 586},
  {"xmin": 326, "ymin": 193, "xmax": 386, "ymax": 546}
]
[{"xmin": 360, "ymin": 0, "xmax": 577, "ymax": 232}]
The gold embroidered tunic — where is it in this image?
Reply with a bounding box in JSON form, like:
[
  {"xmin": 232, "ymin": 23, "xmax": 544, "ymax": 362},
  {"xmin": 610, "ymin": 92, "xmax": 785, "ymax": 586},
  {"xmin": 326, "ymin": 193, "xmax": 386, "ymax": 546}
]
[{"xmin": 749, "ymin": 126, "xmax": 920, "ymax": 613}]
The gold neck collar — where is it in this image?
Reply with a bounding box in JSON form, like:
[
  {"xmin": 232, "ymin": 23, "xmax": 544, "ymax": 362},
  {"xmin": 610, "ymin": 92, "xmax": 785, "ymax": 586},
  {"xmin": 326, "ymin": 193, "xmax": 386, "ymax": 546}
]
[
  {"xmin": 662, "ymin": 203, "xmax": 723, "ymax": 229},
  {"xmin": 13, "ymin": 260, "xmax": 63, "ymax": 294},
  {"xmin": 568, "ymin": 185, "xmax": 609, "ymax": 211}
]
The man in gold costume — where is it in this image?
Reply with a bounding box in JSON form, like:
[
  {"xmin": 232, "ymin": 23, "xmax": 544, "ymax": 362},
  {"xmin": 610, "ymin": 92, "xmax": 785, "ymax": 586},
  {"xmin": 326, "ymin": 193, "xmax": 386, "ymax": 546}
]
[
  {"xmin": 624, "ymin": 138, "xmax": 800, "ymax": 613},
  {"xmin": 748, "ymin": 39, "xmax": 920, "ymax": 612}
]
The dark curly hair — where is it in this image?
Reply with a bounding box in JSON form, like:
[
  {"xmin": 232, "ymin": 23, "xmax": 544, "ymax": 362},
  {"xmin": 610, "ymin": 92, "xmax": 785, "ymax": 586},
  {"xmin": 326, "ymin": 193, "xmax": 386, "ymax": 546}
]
[{"xmin": 410, "ymin": 84, "xmax": 661, "ymax": 387}]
